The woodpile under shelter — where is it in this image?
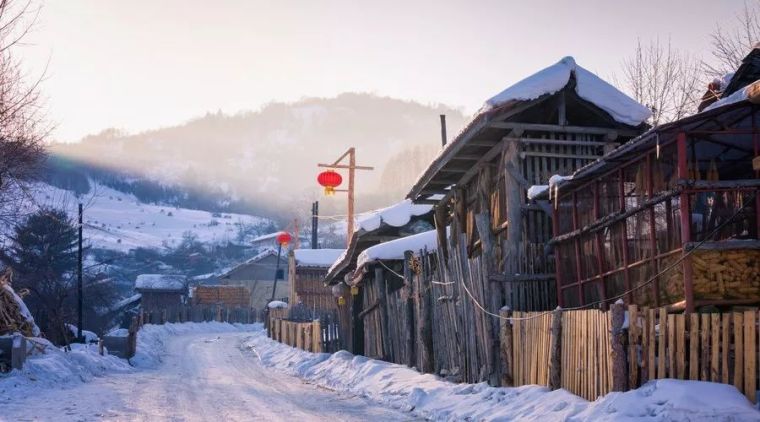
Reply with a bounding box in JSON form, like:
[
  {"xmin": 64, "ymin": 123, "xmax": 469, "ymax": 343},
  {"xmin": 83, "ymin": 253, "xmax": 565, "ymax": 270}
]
[
  {"xmin": 324, "ymin": 199, "xmax": 434, "ymax": 352},
  {"xmin": 134, "ymin": 274, "xmax": 188, "ymax": 312},
  {"xmin": 288, "ymin": 248, "xmax": 345, "ymax": 313},
  {"xmin": 191, "ymin": 285, "xmax": 251, "ymax": 307},
  {"xmin": 406, "ymin": 56, "xmax": 651, "ymax": 384},
  {"xmin": 534, "ymin": 58, "xmax": 760, "ymax": 313}
]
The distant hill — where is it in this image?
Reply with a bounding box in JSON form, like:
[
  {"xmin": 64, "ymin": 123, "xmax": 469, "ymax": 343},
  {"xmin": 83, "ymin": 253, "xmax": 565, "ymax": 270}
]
[{"xmin": 47, "ymin": 93, "xmax": 467, "ymax": 221}]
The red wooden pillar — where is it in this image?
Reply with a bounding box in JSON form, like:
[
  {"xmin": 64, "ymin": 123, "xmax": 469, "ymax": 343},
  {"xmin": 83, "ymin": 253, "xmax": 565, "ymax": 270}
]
[
  {"xmin": 646, "ymin": 153, "xmax": 660, "ymax": 308},
  {"xmin": 572, "ymin": 192, "xmax": 585, "ymax": 306},
  {"xmin": 618, "ymin": 169, "xmax": 632, "ymax": 304},
  {"xmin": 677, "ymin": 132, "xmax": 695, "ymax": 313},
  {"xmin": 593, "ymin": 181, "xmax": 608, "ymax": 306}
]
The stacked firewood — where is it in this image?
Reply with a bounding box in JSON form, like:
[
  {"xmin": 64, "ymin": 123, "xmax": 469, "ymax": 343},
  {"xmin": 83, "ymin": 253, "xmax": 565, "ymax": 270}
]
[
  {"xmin": 0, "ymin": 271, "xmax": 37, "ymax": 337},
  {"xmin": 692, "ymin": 249, "xmax": 760, "ymax": 300}
]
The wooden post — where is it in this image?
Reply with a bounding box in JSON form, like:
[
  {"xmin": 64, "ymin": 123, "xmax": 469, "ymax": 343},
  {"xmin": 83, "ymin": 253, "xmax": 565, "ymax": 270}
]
[
  {"xmin": 677, "ymin": 132, "xmax": 695, "ymax": 313},
  {"xmin": 403, "ymin": 251, "xmax": 416, "ymax": 368},
  {"xmin": 500, "ymin": 308, "xmax": 514, "ymax": 386},
  {"xmin": 375, "ymin": 266, "xmax": 391, "ymax": 360},
  {"xmin": 610, "ymin": 302, "xmax": 628, "ymax": 391},
  {"xmin": 549, "ymin": 308, "xmax": 562, "ymax": 390},
  {"xmin": 415, "ymin": 260, "xmax": 434, "ymax": 374},
  {"xmin": 313, "ymin": 320, "xmax": 322, "ymax": 353},
  {"xmin": 161, "ymin": 309, "xmax": 167, "ymax": 324},
  {"xmin": 11, "ymin": 334, "xmax": 26, "ymax": 370}
]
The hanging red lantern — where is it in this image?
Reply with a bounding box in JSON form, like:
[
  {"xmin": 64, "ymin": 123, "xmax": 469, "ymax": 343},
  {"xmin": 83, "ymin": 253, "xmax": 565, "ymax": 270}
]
[
  {"xmin": 276, "ymin": 231, "xmax": 292, "ymax": 247},
  {"xmin": 317, "ymin": 169, "xmax": 342, "ymax": 196}
]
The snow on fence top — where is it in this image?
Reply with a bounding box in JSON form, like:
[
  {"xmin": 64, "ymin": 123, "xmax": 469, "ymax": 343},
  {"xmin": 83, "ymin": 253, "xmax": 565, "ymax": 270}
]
[
  {"xmin": 267, "ymin": 300, "xmax": 288, "ymax": 309},
  {"xmin": 356, "ymin": 230, "xmax": 438, "ymax": 269},
  {"xmin": 293, "ymin": 248, "xmax": 346, "ymax": 268},
  {"xmin": 355, "ymin": 199, "xmax": 432, "ymax": 233},
  {"xmin": 135, "ymin": 274, "xmax": 187, "ymax": 291},
  {"xmin": 483, "ymin": 56, "xmax": 652, "ymax": 127}
]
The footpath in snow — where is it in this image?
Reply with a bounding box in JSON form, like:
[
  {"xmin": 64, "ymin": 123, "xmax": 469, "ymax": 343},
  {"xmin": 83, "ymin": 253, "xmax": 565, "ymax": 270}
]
[{"xmin": 244, "ymin": 327, "xmax": 760, "ymax": 421}]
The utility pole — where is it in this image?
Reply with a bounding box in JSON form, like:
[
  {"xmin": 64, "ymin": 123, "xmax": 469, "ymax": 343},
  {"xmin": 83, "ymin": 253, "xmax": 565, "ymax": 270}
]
[
  {"xmin": 311, "ymin": 201, "xmax": 319, "ymax": 249},
  {"xmin": 77, "ymin": 203, "xmax": 83, "ymax": 342},
  {"xmin": 270, "ymin": 243, "xmax": 282, "ymax": 302},
  {"xmin": 440, "ymin": 114, "xmax": 447, "ymax": 147},
  {"xmin": 317, "ymin": 148, "xmax": 373, "ymax": 244}
]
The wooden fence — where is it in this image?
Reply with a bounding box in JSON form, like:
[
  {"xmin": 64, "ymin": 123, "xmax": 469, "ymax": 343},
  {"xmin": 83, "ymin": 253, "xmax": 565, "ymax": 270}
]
[
  {"xmin": 267, "ymin": 308, "xmax": 342, "ymax": 354},
  {"xmin": 139, "ymin": 304, "xmax": 258, "ymax": 325},
  {"xmin": 505, "ymin": 305, "xmax": 760, "ymax": 403}
]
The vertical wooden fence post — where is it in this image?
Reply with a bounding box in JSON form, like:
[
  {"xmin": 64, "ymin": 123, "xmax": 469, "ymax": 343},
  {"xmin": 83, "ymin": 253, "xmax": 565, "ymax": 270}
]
[
  {"xmin": 403, "ymin": 251, "xmax": 416, "ymax": 368},
  {"xmin": 313, "ymin": 320, "xmax": 322, "ymax": 353},
  {"xmin": 500, "ymin": 307, "xmax": 514, "ymax": 387},
  {"xmin": 610, "ymin": 302, "xmax": 627, "ymax": 392},
  {"xmin": 549, "ymin": 308, "xmax": 562, "ymax": 390}
]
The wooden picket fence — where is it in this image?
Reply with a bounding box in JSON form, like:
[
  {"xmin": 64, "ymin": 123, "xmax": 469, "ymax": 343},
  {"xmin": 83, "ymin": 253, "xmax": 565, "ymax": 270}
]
[
  {"xmin": 139, "ymin": 304, "xmax": 257, "ymax": 325},
  {"xmin": 628, "ymin": 306, "xmax": 758, "ymax": 403},
  {"xmin": 267, "ymin": 309, "xmax": 342, "ymax": 353},
  {"xmin": 506, "ymin": 306, "xmax": 760, "ymax": 403}
]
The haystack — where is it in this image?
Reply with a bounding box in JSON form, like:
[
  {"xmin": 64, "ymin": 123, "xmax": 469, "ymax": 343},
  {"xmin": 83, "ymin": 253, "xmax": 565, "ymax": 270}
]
[{"xmin": 0, "ymin": 270, "xmax": 39, "ymax": 337}]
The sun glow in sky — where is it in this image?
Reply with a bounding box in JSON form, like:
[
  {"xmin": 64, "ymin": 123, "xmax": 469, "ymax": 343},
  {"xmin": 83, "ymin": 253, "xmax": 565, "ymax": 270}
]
[{"xmin": 18, "ymin": 0, "xmax": 748, "ymax": 142}]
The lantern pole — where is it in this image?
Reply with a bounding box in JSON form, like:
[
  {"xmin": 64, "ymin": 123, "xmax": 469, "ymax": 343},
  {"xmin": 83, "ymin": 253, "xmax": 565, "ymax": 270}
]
[
  {"xmin": 317, "ymin": 147, "xmax": 373, "ymax": 245},
  {"xmin": 270, "ymin": 242, "xmax": 282, "ymax": 302}
]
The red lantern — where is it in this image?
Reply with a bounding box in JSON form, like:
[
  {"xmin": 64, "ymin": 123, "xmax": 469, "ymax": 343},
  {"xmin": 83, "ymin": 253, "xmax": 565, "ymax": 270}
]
[
  {"xmin": 276, "ymin": 231, "xmax": 292, "ymax": 247},
  {"xmin": 317, "ymin": 170, "xmax": 342, "ymax": 196}
]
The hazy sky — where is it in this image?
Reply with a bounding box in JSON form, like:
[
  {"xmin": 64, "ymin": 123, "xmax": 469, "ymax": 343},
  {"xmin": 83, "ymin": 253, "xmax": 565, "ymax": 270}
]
[{"xmin": 17, "ymin": 0, "xmax": 750, "ymax": 142}]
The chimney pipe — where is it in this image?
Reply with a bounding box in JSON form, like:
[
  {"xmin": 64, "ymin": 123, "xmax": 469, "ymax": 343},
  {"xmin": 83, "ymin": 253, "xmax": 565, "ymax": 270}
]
[{"xmin": 440, "ymin": 114, "xmax": 447, "ymax": 147}]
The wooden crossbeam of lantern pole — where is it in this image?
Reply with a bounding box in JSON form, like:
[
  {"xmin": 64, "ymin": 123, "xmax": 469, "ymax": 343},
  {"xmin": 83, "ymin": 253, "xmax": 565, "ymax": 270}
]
[{"xmin": 317, "ymin": 147, "xmax": 373, "ymax": 245}]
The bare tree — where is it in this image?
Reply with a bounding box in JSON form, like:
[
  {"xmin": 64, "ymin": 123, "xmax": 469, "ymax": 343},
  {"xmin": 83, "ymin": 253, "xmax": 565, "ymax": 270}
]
[
  {"xmin": 620, "ymin": 38, "xmax": 702, "ymax": 126},
  {"xmin": 0, "ymin": 0, "xmax": 48, "ymax": 227},
  {"xmin": 705, "ymin": 1, "xmax": 760, "ymax": 78}
]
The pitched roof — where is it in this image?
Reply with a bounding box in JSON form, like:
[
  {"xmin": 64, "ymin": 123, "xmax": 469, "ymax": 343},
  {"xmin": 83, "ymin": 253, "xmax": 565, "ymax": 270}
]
[
  {"xmin": 293, "ymin": 248, "xmax": 346, "ymax": 268},
  {"xmin": 135, "ymin": 274, "xmax": 187, "ymax": 291}
]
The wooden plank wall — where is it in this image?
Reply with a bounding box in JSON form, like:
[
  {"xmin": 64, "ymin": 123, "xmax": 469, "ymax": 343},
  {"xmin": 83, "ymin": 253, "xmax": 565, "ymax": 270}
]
[
  {"xmin": 507, "ymin": 306, "xmax": 760, "ymax": 403},
  {"xmin": 628, "ymin": 306, "xmax": 759, "ymax": 403}
]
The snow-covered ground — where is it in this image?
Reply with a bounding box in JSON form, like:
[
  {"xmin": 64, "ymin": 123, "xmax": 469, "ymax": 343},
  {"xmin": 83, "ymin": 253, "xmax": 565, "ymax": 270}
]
[
  {"xmin": 0, "ymin": 323, "xmax": 417, "ymax": 421},
  {"xmin": 244, "ymin": 330, "xmax": 760, "ymax": 421},
  {"xmin": 2, "ymin": 322, "xmax": 758, "ymax": 421},
  {"xmin": 27, "ymin": 182, "xmax": 267, "ymax": 252}
]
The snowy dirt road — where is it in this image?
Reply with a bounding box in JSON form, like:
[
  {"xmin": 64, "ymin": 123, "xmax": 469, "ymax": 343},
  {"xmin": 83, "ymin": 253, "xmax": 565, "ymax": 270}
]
[{"xmin": 2, "ymin": 332, "xmax": 419, "ymax": 421}]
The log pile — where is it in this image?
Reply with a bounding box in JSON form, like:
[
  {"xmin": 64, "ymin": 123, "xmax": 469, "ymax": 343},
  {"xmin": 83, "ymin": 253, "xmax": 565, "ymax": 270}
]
[
  {"xmin": 0, "ymin": 271, "xmax": 38, "ymax": 337},
  {"xmin": 692, "ymin": 249, "xmax": 760, "ymax": 301}
]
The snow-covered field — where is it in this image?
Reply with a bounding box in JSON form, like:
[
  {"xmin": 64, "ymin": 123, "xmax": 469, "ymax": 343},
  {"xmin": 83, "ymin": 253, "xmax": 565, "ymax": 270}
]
[
  {"xmin": 27, "ymin": 182, "xmax": 267, "ymax": 252},
  {"xmin": 245, "ymin": 330, "xmax": 760, "ymax": 421}
]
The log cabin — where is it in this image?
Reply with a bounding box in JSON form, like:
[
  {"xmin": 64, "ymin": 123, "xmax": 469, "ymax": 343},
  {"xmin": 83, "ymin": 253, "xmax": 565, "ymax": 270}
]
[
  {"xmin": 323, "ymin": 199, "xmax": 434, "ymax": 353},
  {"xmin": 287, "ymin": 248, "xmax": 345, "ymax": 315},
  {"xmin": 406, "ymin": 56, "xmax": 651, "ymax": 384}
]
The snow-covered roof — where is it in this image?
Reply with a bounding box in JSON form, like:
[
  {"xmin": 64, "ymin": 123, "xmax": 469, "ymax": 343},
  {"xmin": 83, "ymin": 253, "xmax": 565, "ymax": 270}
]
[
  {"xmin": 483, "ymin": 57, "xmax": 652, "ymax": 126},
  {"xmin": 245, "ymin": 248, "xmax": 278, "ymax": 264},
  {"xmin": 356, "ymin": 230, "xmax": 438, "ymax": 269},
  {"xmin": 704, "ymin": 79, "xmax": 760, "ymax": 112},
  {"xmin": 135, "ymin": 274, "xmax": 187, "ymax": 291},
  {"xmin": 251, "ymin": 232, "xmax": 279, "ymax": 243},
  {"xmin": 355, "ymin": 199, "xmax": 432, "ymax": 233},
  {"xmin": 293, "ymin": 248, "xmax": 346, "ymax": 268}
]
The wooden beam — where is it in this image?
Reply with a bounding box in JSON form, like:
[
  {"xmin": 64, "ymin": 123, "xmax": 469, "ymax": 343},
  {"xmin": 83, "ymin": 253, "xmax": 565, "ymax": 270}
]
[
  {"xmin": 684, "ymin": 240, "xmax": 760, "ymax": 251},
  {"xmin": 490, "ymin": 121, "xmax": 639, "ymax": 138},
  {"xmin": 520, "ymin": 151, "xmax": 601, "ymax": 160},
  {"xmin": 440, "ymin": 168, "xmax": 468, "ymax": 174},
  {"xmin": 754, "ymin": 156, "xmax": 760, "ymax": 171},
  {"xmin": 451, "ymin": 154, "xmax": 482, "ymax": 161},
  {"xmin": 506, "ymin": 137, "xmax": 616, "ymax": 147},
  {"xmin": 679, "ymin": 178, "xmax": 760, "ymax": 190}
]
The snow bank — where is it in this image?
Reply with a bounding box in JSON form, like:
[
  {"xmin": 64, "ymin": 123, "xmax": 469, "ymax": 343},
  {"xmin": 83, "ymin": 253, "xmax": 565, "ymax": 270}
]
[
  {"xmin": 135, "ymin": 274, "xmax": 187, "ymax": 291},
  {"xmin": 484, "ymin": 57, "xmax": 652, "ymax": 127},
  {"xmin": 356, "ymin": 230, "xmax": 438, "ymax": 269},
  {"xmin": 293, "ymin": 248, "xmax": 346, "ymax": 268},
  {"xmin": 65, "ymin": 324, "xmax": 99, "ymax": 343},
  {"xmin": 244, "ymin": 329, "xmax": 759, "ymax": 421}
]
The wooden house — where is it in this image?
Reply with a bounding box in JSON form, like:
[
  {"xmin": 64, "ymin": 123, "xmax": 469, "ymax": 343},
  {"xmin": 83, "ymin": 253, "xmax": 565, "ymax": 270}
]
[
  {"xmin": 344, "ymin": 230, "xmax": 438, "ymax": 371},
  {"xmin": 406, "ymin": 56, "xmax": 651, "ymax": 384},
  {"xmin": 324, "ymin": 199, "xmax": 435, "ymax": 352},
  {"xmin": 288, "ymin": 248, "xmax": 345, "ymax": 313},
  {"xmin": 535, "ymin": 55, "xmax": 760, "ymax": 313},
  {"xmin": 134, "ymin": 274, "xmax": 188, "ymax": 312},
  {"xmin": 218, "ymin": 249, "xmax": 289, "ymax": 311}
]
